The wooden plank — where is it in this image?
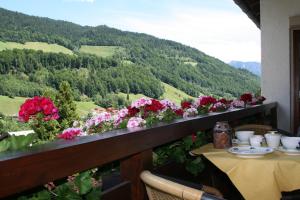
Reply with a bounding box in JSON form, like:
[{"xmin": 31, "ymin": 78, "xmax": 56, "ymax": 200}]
[
  {"xmin": 120, "ymin": 149, "xmax": 152, "ymax": 200},
  {"xmin": 0, "ymin": 103, "xmax": 276, "ymax": 198},
  {"xmin": 102, "ymin": 181, "xmax": 131, "ymax": 200}
]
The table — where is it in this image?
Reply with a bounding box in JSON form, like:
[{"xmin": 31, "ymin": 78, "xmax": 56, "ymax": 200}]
[{"xmin": 192, "ymin": 143, "xmax": 300, "ymax": 200}]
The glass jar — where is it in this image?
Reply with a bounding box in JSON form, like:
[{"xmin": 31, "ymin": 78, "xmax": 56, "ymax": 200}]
[{"xmin": 213, "ymin": 121, "xmax": 232, "ymax": 149}]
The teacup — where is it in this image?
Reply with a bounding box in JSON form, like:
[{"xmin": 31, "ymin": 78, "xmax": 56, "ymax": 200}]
[
  {"xmin": 265, "ymin": 133, "xmax": 281, "ymax": 149},
  {"xmin": 281, "ymin": 136, "xmax": 300, "ymax": 150},
  {"xmin": 250, "ymin": 135, "xmax": 264, "ymax": 147},
  {"xmin": 235, "ymin": 131, "xmax": 254, "ymax": 143}
]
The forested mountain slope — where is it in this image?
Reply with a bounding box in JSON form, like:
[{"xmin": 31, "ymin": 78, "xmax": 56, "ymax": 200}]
[{"xmin": 0, "ymin": 7, "xmax": 260, "ymax": 99}]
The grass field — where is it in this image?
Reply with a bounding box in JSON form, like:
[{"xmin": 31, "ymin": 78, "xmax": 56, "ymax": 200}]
[
  {"xmin": 117, "ymin": 83, "xmax": 194, "ymax": 105},
  {"xmin": 0, "ymin": 96, "xmax": 98, "ymax": 117},
  {"xmin": 0, "ymin": 41, "xmax": 73, "ymax": 55},
  {"xmin": 161, "ymin": 83, "xmax": 194, "ymax": 104},
  {"xmin": 79, "ymin": 45, "xmax": 125, "ymax": 57}
]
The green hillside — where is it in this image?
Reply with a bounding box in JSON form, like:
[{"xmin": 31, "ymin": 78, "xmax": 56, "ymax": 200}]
[
  {"xmin": 79, "ymin": 45, "xmax": 125, "ymax": 57},
  {"xmin": 0, "ymin": 95, "xmax": 99, "ymax": 116},
  {"xmin": 0, "ymin": 41, "xmax": 73, "ymax": 55},
  {"xmin": 0, "ymin": 7, "xmax": 260, "ymax": 101}
]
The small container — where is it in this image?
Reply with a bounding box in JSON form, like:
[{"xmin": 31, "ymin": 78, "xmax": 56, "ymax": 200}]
[{"xmin": 213, "ymin": 121, "xmax": 232, "ymax": 149}]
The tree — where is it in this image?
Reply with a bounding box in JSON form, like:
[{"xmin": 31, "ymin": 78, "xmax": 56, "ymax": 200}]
[{"xmin": 55, "ymin": 81, "xmax": 79, "ymax": 130}]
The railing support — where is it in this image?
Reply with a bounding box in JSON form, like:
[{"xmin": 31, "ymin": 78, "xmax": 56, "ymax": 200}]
[
  {"xmin": 270, "ymin": 105, "xmax": 278, "ymax": 129},
  {"xmin": 120, "ymin": 149, "xmax": 153, "ymax": 200}
]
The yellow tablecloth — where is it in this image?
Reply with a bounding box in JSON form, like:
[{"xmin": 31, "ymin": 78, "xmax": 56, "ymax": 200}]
[{"xmin": 192, "ymin": 143, "xmax": 300, "ymax": 200}]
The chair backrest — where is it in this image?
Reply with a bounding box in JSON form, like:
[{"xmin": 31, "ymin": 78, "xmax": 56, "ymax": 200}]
[
  {"xmin": 234, "ymin": 124, "xmax": 272, "ymax": 135},
  {"xmin": 140, "ymin": 170, "xmax": 203, "ymax": 200}
]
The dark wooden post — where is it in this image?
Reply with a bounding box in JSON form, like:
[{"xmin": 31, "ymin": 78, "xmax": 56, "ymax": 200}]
[
  {"xmin": 270, "ymin": 106, "xmax": 278, "ymax": 129},
  {"xmin": 120, "ymin": 149, "xmax": 153, "ymax": 200}
]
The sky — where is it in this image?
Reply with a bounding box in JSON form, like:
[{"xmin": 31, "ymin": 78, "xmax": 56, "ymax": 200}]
[{"xmin": 0, "ymin": 0, "xmax": 261, "ymax": 63}]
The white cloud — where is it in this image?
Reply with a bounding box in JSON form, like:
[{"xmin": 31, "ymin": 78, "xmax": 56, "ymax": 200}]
[{"xmin": 105, "ymin": 6, "xmax": 260, "ymax": 63}]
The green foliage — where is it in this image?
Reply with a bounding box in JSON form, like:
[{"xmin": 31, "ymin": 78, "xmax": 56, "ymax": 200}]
[
  {"xmin": 154, "ymin": 132, "xmax": 207, "ymax": 176},
  {"xmin": 31, "ymin": 114, "xmax": 61, "ymax": 140},
  {"xmin": 0, "ymin": 115, "xmax": 30, "ymax": 132},
  {"xmin": 0, "ymin": 134, "xmax": 37, "ymax": 152},
  {"xmin": 55, "ymin": 81, "xmax": 79, "ymax": 129},
  {"xmin": 95, "ymin": 93, "xmax": 129, "ymax": 109}
]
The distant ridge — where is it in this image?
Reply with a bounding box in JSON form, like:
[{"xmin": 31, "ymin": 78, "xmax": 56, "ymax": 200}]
[{"xmin": 229, "ymin": 61, "xmax": 261, "ymax": 76}]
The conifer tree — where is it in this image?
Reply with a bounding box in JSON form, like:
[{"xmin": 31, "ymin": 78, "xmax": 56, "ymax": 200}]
[{"xmin": 55, "ymin": 81, "xmax": 79, "ymax": 130}]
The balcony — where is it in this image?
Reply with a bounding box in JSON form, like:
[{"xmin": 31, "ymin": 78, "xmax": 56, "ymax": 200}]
[{"xmin": 0, "ymin": 102, "xmax": 277, "ymax": 200}]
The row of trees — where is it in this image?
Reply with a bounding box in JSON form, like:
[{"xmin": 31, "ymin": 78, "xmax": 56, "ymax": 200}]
[{"xmin": 0, "ymin": 49, "xmax": 164, "ymax": 99}]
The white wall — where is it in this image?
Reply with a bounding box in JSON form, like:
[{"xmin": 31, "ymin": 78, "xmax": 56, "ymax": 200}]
[{"xmin": 261, "ymin": 0, "xmax": 300, "ymax": 131}]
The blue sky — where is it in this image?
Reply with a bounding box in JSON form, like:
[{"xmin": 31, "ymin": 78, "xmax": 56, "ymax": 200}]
[{"xmin": 0, "ymin": 0, "xmax": 260, "ymax": 62}]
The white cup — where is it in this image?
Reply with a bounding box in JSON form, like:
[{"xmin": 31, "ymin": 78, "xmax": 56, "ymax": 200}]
[
  {"xmin": 265, "ymin": 133, "xmax": 281, "ymax": 149},
  {"xmin": 235, "ymin": 131, "xmax": 254, "ymax": 143},
  {"xmin": 250, "ymin": 135, "xmax": 263, "ymax": 147}
]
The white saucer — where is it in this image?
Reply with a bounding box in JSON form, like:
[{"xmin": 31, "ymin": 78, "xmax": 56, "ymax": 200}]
[
  {"xmin": 228, "ymin": 146, "xmax": 274, "ymax": 158},
  {"xmin": 277, "ymin": 146, "xmax": 300, "ymax": 155}
]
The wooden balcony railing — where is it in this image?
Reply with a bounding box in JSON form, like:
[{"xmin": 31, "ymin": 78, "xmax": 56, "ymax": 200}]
[{"xmin": 0, "ymin": 102, "xmax": 277, "ymax": 200}]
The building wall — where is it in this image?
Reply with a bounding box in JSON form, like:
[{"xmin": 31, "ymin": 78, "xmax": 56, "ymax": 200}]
[{"xmin": 261, "ymin": 0, "xmax": 300, "ymax": 131}]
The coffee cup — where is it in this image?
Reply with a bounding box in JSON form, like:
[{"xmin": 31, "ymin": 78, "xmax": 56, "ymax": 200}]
[
  {"xmin": 235, "ymin": 131, "xmax": 254, "ymax": 143},
  {"xmin": 265, "ymin": 133, "xmax": 281, "ymax": 149},
  {"xmin": 250, "ymin": 135, "xmax": 263, "ymax": 147}
]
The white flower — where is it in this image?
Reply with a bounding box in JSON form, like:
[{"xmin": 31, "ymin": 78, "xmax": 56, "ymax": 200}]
[
  {"xmin": 85, "ymin": 112, "xmax": 112, "ymax": 128},
  {"xmin": 230, "ymin": 100, "xmax": 245, "ymax": 108},
  {"xmin": 131, "ymin": 97, "xmax": 152, "ymax": 108},
  {"xmin": 183, "ymin": 107, "xmax": 198, "ymax": 118},
  {"xmin": 160, "ymin": 99, "xmax": 179, "ymax": 111},
  {"xmin": 127, "ymin": 117, "xmax": 146, "ymax": 128}
]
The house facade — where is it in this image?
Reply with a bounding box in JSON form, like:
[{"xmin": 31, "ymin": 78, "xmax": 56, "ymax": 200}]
[{"xmin": 235, "ymin": 0, "xmax": 300, "ymax": 132}]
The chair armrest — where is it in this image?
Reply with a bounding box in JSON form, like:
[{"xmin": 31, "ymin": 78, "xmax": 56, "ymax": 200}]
[{"xmin": 152, "ymin": 172, "xmax": 225, "ymax": 200}]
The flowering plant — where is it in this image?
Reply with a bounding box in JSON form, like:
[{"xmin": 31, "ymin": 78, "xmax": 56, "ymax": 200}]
[
  {"xmin": 240, "ymin": 93, "xmax": 253, "ymax": 104},
  {"xmin": 250, "ymin": 96, "xmax": 266, "ymax": 105},
  {"xmin": 127, "ymin": 117, "xmax": 146, "ymax": 129},
  {"xmin": 58, "ymin": 127, "xmax": 84, "ymax": 140},
  {"xmin": 19, "ymin": 96, "xmax": 59, "ymax": 122},
  {"xmin": 18, "ymin": 96, "xmax": 60, "ymax": 140},
  {"xmin": 210, "ymin": 102, "xmax": 228, "ymax": 112},
  {"xmin": 183, "ymin": 107, "xmax": 198, "ymax": 118},
  {"xmin": 83, "ymin": 112, "xmax": 113, "ymax": 134},
  {"xmin": 230, "ymin": 99, "xmax": 245, "ymax": 108},
  {"xmin": 194, "ymin": 96, "xmax": 217, "ymax": 114}
]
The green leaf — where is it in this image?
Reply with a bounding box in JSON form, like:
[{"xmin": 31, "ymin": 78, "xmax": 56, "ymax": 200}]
[
  {"xmin": 74, "ymin": 171, "xmax": 93, "ymax": 195},
  {"xmin": 183, "ymin": 136, "xmax": 193, "ymax": 150},
  {"xmin": 185, "ymin": 157, "xmax": 204, "ymax": 176},
  {"xmin": 86, "ymin": 188, "xmax": 102, "ymax": 200},
  {"xmin": 31, "ymin": 190, "xmax": 51, "ymax": 200},
  {"xmin": 8, "ymin": 134, "xmax": 37, "ymax": 151},
  {"xmin": 55, "ymin": 184, "xmax": 82, "ymax": 200},
  {"xmin": 0, "ymin": 139, "xmax": 10, "ymax": 152}
]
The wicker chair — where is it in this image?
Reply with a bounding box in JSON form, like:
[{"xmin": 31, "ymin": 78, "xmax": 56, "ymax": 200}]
[
  {"xmin": 234, "ymin": 124, "xmax": 272, "ymax": 135},
  {"xmin": 140, "ymin": 170, "xmax": 222, "ymax": 200}
]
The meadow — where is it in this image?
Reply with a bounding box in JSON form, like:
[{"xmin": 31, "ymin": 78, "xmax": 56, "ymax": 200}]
[
  {"xmin": 79, "ymin": 45, "xmax": 125, "ymax": 57},
  {"xmin": 0, "ymin": 41, "xmax": 73, "ymax": 55}
]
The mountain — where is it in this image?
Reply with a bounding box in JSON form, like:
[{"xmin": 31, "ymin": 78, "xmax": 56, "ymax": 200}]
[
  {"xmin": 229, "ymin": 61, "xmax": 261, "ymax": 76},
  {"xmin": 0, "ymin": 7, "xmax": 260, "ymax": 100}
]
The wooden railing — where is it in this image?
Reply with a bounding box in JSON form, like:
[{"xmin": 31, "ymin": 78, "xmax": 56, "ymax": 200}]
[{"xmin": 0, "ymin": 102, "xmax": 277, "ymax": 200}]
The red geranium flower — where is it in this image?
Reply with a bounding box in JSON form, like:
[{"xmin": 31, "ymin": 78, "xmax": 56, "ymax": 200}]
[
  {"xmin": 218, "ymin": 98, "xmax": 228, "ymax": 104},
  {"xmin": 199, "ymin": 96, "xmax": 217, "ymax": 106},
  {"xmin": 174, "ymin": 109, "xmax": 184, "ymax": 116},
  {"xmin": 18, "ymin": 96, "xmax": 59, "ymax": 122},
  {"xmin": 191, "ymin": 133, "xmax": 197, "ymax": 142},
  {"xmin": 145, "ymin": 99, "xmax": 165, "ymax": 112},
  {"xmin": 127, "ymin": 106, "xmax": 139, "ymax": 117},
  {"xmin": 181, "ymin": 101, "xmax": 192, "ymax": 109},
  {"xmin": 240, "ymin": 93, "xmax": 253, "ymax": 103}
]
